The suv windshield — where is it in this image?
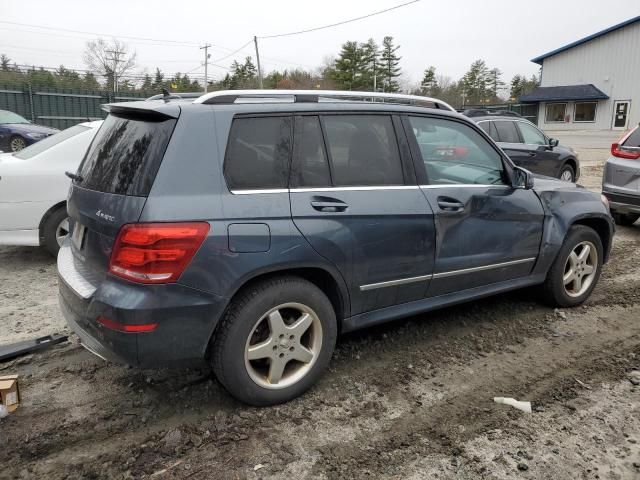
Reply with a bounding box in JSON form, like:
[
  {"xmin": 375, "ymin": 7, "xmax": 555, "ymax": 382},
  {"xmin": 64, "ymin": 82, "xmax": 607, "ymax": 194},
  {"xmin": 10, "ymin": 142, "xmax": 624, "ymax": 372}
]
[
  {"xmin": 14, "ymin": 124, "xmax": 90, "ymax": 160},
  {"xmin": 0, "ymin": 110, "xmax": 30, "ymax": 124},
  {"xmin": 77, "ymin": 112, "xmax": 176, "ymax": 196}
]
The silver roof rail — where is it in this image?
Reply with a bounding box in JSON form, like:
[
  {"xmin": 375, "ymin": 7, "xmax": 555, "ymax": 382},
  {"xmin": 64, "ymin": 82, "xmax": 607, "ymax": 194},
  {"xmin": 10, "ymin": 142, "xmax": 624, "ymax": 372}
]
[{"xmin": 192, "ymin": 89, "xmax": 455, "ymax": 111}]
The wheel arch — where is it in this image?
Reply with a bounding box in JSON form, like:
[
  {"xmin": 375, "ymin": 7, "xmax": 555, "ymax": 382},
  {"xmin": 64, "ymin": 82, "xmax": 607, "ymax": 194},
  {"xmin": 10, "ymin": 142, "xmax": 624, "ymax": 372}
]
[
  {"xmin": 38, "ymin": 201, "xmax": 67, "ymax": 245},
  {"xmin": 571, "ymin": 216, "xmax": 613, "ymax": 263},
  {"xmin": 560, "ymin": 157, "xmax": 577, "ymax": 178}
]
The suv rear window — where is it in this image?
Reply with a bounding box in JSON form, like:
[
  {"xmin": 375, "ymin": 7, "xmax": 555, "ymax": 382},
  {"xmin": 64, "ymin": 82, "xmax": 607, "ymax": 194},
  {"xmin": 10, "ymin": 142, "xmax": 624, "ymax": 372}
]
[
  {"xmin": 224, "ymin": 116, "xmax": 292, "ymax": 190},
  {"xmin": 78, "ymin": 113, "xmax": 176, "ymax": 196},
  {"xmin": 623, "ymin": 127, "xmax": 640, "ymax": 148}
]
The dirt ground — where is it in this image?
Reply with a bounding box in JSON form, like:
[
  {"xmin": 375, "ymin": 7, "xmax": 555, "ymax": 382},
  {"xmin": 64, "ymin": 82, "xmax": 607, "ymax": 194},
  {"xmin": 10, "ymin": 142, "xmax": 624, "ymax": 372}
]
[{"xmin": 1, "ymin": 148, "xmax": 639, "ymax": 480}]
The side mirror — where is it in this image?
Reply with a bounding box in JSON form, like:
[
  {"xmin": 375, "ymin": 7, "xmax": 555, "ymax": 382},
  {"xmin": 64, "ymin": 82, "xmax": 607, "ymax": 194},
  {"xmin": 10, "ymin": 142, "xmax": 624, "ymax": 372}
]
[
  {"xmin": 548, "ymin": 138, "xmax": 559, "ymax": 148},
  {"xmin": 512, "ymin": 166, "xmax": 534, "ymax": 190}
]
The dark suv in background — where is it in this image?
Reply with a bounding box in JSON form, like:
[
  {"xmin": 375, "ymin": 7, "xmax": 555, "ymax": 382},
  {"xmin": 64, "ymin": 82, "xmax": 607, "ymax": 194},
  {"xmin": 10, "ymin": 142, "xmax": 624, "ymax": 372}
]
[
  {"xmin": 58, "ymin": 90, "xmax": 613, "ymax": 405},
  {"xmin": 468, "ymin": 113, "xmax": 580, "ymax": 182}
]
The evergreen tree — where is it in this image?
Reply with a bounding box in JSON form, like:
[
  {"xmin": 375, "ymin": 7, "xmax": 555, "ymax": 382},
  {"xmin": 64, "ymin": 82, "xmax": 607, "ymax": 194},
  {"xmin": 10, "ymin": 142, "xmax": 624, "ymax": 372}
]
[
  {"xmin": 420, "ymin": 66, "xmax": 438, "ymax": 96},
  {"xmin": 461, "ymin": 59, "xmax": 490, "ymax": 104},
  {"xmin": 380, "ymin": 36, "xmax": 401, "ymax": 92},
  {"xmin": 0, "ymin": 54, "xmax": 11, "ymax": 71},
  {"xmin": 332, "ymin": 41, "xmax": 368, "ymax": 90},
  {"xmin": 83, "ymin": 72, "xmax": 101, "ymax": 90},
  {"xmin": 360, "ymin": 38, "xmax": 380, "ymax": 91},
  {"xmin": 488, "ymin": 67, "xmax": 505, "ymax": 100},
  {"xmin": 152, "ymin": 68, "xmax": 165, "ymax": 90},
  {"xmin": 141, "ymin": 73, "xmax": 153, "ymax": 91}
]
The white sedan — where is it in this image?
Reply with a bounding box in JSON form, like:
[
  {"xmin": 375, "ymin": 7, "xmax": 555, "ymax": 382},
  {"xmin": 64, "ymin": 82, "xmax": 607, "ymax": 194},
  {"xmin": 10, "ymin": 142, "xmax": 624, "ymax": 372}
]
[{"xmin": 0, "ymin": 120, "xmax": 102, "ymax": 255}]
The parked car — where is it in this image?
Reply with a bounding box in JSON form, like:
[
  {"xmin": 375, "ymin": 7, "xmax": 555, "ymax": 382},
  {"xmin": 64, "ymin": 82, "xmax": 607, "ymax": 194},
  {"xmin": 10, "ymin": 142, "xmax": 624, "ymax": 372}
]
[
  {"xmin": 58, "ymin": 90, "xmax": 613, "ymax": 406},
  {"xmin": 602, "ymin": 124, "xmax": 640, "ymax": 226},
  {"xmin": 469, "ymin": 115, "xmax": 580, "ymax": 182},
  {"xmin": 0, "ymin": 120, "xmax": 102, "ymax": 255},
  {"xmin": 0, "ymin": 110, "xmax": 59, "ymax": 152}
]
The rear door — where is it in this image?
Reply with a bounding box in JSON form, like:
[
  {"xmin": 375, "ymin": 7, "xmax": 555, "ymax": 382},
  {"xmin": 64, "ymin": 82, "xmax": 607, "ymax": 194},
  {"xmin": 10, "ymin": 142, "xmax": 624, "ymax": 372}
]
[
  {"xmin": 289, "ymin": 113, "xmax": 436, "ymax": 315},
  {"xmin": 491, "ymin": 120, "xmax": 540, "ymax": 173},
  {"xmin": 67, "ymin": 108, "xmax": 178, "ymax": 278},
  {"xmin": 404, "ymin": 114, "xmax": 544, "ymax": 297}
]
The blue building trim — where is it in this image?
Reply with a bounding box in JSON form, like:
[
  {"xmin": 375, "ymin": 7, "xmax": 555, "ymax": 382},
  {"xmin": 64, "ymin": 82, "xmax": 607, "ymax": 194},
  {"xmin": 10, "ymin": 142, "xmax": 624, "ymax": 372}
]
[{"xmin": 531, "ymin": 16, "xmax": 640, "ymax": 65}]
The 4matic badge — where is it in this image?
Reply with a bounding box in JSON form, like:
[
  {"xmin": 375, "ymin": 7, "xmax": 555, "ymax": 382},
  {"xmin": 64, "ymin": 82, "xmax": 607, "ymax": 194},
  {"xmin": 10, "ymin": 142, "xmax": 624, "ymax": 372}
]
[{"xmin": 95, "ymin": 210, "xmax": 115, "ymax": 222}]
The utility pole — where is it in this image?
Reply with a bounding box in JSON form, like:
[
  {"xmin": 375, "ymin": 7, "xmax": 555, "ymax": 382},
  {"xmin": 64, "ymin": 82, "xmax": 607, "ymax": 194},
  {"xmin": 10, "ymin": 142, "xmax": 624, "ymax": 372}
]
[
  {"xmin": 106, "ymin": 49, "xmax": 124, "ymax": 93},
  {"xmin": 253, "ymin": 36, "xmax": 263, "ymax": 89},
  {"xmin": 200, "ymin": 44, "xmax": 211, "ymax": 93},
  {"xmin": 373, "ymin": 57, "xmax": 377, "ymax": 92}
]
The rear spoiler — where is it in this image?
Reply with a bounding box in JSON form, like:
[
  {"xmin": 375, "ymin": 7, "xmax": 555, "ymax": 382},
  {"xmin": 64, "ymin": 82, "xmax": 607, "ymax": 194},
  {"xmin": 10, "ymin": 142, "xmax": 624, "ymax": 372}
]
[{"xmin": 102, "ymin": 101, "xmax": 180, "ymax": 120}]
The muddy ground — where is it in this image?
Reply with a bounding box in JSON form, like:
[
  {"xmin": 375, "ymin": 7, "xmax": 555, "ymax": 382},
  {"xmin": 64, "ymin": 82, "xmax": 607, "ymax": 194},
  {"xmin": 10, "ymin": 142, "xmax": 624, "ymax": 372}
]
[{"xmin": 1, "ymin": 150, "xmax": 639, "ymax": 480}]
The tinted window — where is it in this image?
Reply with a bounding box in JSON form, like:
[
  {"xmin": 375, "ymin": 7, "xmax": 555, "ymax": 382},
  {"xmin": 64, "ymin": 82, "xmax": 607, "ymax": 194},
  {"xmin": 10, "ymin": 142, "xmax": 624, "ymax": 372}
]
[
  {"xmin": 78, "ymin": 113, "xmax": 176, "ymax": 196},
  {"xmin": 517, "ymin": 122, "xmax": 546, "ymax": 145},
  {"xmin": 322, "ymin": 115, "xmax": 403, "ymax": 186},
  {"xmin": 408, "ymin": 116, "xmax": 505, "ymax": 185},
  {"xmin": 478, "ymin": 121, "xmax": 499, "ymax": 142},
  {"xmin": 574, "ymin": 102, "xmax": 596, "ymax": 122},
  {"xmin": 14, "ymin": 124, "xmax": 90, "ymax": 160},
  {"xmin": 291, "ymin": 116, "xmax": 331, "ymax": 187},
  {"xmin": 494, "ymin": 120, "xmax": 520, "ymax": 143},
  {"xmin": 224, "ymin": 116, "xmax": 292, "ymax": 190},
  {"xmin": 623, "ymin": 127, "xmax": 640, "ymax": 148}
]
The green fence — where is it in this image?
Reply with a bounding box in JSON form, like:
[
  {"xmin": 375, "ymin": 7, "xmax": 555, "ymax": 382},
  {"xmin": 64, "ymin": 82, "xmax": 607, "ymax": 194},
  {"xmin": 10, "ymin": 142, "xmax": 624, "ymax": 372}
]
[{"xmin": 0, "ymin": 84, "xmax": 152, "ymax": 130}]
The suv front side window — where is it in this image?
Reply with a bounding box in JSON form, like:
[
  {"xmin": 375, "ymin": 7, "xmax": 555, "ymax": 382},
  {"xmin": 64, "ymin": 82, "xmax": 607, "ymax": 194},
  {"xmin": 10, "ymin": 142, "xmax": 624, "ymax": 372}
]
[
  {"xmin": 224, "ymin": 116, "xmax": 292, "ymax": 190},
  {"xmin": 408, "ymin": 116, "xmax": 506, "ymax": 186},
  {"xmin": 517, "ymin": 121, "xmax": 546, "ymax": 146}
]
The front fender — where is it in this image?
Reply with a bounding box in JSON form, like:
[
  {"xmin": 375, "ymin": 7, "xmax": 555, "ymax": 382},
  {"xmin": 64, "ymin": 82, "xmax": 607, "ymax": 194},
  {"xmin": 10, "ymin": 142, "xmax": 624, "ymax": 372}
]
[{"xmin": 533, "ymin": 188, "xmax": 614, "ymax": 276}]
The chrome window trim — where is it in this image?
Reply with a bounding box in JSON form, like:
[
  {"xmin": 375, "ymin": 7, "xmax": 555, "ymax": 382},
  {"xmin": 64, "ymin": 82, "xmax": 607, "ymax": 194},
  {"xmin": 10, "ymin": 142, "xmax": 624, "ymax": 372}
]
[
  {"xmin": 359, "ymin": 257, "xmax": 536, "ymax": 291},
  {"xmin": 230, "ymin": 184, "xmax": 514, "ymax": 194}
]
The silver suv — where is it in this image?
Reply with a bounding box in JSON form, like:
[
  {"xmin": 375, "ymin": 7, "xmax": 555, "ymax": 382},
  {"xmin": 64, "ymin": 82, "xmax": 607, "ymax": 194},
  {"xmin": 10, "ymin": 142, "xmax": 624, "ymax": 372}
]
[{"xmin": 602, "ymin": 125, "xmax": 640, "ymax": 226}]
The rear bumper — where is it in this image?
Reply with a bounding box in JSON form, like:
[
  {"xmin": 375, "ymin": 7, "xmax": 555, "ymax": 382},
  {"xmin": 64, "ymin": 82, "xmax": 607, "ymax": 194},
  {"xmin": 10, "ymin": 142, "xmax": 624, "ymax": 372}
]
[
  {"xmin": 58, "ymin": 245, "xmax": 229, "ymax": 367},
  {"xmin": 602, "ymin": 189, "xmax": 640, "ymax": 214}
]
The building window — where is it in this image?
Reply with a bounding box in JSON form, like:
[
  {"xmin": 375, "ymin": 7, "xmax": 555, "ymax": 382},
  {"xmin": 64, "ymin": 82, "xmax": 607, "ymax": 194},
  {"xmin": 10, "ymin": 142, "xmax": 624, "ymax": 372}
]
[
  {"xmin": 574, "ymin": 102, "xmax": 597, "ymax": 122},
  {"xmin": 545, "ymin": 103, "xmax": 567, "ymax": 123}
]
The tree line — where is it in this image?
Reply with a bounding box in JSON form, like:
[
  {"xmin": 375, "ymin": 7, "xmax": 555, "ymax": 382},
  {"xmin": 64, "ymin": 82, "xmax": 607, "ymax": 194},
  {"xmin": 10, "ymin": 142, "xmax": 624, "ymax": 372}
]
[{"xmin": 0, "ymin": 36, "xmax": 540, "ymax": 108}]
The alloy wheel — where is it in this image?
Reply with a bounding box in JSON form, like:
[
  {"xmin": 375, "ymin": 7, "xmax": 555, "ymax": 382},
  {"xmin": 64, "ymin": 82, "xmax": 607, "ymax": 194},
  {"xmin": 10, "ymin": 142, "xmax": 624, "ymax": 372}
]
[
  {"xmin": 244, "ymin": 302, "xmax": 323, "ymax": 389},
  {"xmin": 563, "ymin": 241, "xmax": 597, "ymax": 297},
  {"xmin": 10, "ymin": 136, "xmax": 26, "ymax": 152},
  {"xmin": 56, "ymin": 217, "xmax": 70, "ymax": 247},
  {"xmin": 560, "ymin": 169, "xmax": 574, "ymax": 182}
]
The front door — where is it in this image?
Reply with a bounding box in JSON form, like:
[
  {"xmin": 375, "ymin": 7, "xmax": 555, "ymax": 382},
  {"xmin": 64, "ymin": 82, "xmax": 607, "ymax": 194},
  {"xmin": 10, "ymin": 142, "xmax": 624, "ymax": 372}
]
[
  {"xmin": 289, "ymin": 114, "xmax": 436, "ymax": 315},
  {"xmin": 404, "ymin": 114, "xmax": 545, "ymax": 297},
  {"xmin": 613, "ymin": 101, "xmax": 631, "ymax": 130}
]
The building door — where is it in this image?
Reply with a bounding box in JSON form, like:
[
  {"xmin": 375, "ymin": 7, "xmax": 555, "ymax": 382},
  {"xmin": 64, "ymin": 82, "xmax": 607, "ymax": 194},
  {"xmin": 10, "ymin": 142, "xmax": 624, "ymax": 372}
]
[{"xmin": 612, "ymin": 101, "xmax": 631, "ymax": 130}]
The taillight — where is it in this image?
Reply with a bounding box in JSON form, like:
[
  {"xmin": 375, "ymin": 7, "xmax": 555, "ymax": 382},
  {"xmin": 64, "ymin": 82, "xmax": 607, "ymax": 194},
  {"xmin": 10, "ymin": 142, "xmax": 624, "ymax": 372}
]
[
  {"xmin": 109, "ymin": 222, "xmax": 210, "ymax": 284},
  {"xmin": 611, "ymin": 143, "xmax": 640, "ymax": 160}
]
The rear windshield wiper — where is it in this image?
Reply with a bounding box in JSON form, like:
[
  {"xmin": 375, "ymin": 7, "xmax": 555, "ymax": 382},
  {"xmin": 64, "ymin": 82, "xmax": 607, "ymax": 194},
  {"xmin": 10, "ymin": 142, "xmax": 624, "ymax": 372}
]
[{"xmin": 65, "ymin": 171, "xmax": 83, "ymax": 183}]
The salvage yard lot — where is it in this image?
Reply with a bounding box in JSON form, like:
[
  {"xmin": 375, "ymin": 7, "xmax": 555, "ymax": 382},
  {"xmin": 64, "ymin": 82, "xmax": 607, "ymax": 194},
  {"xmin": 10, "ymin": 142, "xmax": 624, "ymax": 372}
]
[{"xmin": 1, "ymin": 150, "xmax": 639, "ymax": 479}]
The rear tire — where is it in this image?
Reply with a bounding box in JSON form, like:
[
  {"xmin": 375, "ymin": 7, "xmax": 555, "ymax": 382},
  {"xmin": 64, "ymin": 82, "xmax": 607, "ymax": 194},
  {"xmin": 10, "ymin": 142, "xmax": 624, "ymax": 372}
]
[
  {"xmin": 541, "ymin": 225, "xmax": 603, "ymax": 307},
  {"xmin": 211, "ymin": 276, "xmax": 337, "ymax": 406},
  {"xmin": 42, "ymin": 207, "xmax": 70, "ymax": 256},
  {"xmin": 559, "ymin": 164, "xmax": 575, "ymax": 182},
  {"xmin": 611, "ymin": 211, "xmax": 639, "ymax": 226}
]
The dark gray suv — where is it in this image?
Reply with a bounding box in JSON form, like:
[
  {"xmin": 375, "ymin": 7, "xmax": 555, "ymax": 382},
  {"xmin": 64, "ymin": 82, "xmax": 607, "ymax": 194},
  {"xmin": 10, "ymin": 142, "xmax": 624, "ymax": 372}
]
[{"xmin": 58, "ymin": 90, "xmax": 614, "ymax": 405}]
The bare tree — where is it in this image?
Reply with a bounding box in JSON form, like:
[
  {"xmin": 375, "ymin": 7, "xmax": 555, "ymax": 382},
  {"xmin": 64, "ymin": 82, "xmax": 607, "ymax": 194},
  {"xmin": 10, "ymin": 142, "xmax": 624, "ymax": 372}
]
[{"xmin": 83, "ymin": 38, "xmax": 136, "ymax": 92}]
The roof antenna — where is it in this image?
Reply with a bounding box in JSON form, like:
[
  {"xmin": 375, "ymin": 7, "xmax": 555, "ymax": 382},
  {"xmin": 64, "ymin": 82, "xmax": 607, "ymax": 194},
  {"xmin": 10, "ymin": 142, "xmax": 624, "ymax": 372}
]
[{"xmin": 162, "ymin": 88, "xmax": 172, "ymax": 102}]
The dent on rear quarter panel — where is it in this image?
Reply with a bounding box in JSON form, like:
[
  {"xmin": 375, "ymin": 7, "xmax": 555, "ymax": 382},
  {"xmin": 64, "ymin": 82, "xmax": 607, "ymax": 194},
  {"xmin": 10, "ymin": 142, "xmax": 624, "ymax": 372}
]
[{"xmin": 533, "ymin": 188, "xmax": 613, "ymax": 275}]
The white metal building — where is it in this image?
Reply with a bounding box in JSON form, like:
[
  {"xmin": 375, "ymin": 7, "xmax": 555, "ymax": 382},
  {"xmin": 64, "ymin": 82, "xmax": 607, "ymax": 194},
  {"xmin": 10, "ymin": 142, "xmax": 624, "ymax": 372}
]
[{"xmin": 521, "ymin": 15, "xmax": 640, "ymax": 131}]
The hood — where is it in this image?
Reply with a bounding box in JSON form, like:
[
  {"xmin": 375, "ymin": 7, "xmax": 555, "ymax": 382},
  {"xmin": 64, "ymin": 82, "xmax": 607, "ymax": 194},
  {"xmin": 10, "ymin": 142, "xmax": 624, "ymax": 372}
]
[
  {"xmin": 3, "ymin": 123, "xmax": 59, "ymax": 135},
  {"xmin": 532, "ymin": 174, "xmax": 583, "ymax": 192}
]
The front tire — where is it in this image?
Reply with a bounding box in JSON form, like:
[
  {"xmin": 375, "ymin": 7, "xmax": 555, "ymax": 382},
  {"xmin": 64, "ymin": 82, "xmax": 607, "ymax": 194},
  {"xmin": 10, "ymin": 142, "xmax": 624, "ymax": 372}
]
[
  {"xmin": 211, "ymin": 276, "xmax": 337, "ymax": 406},
  {"xmin": 559, "ymin": 164, "xmax": 575, "ymax": 182},
  {"xmin": 541, "ymin": 225, "xmax": 603, "ymax": 307},
  {"xmin": 9, "ymin": 135, "xmax": 27, "ymax": 152},
  {"xmin": 42, "ymin": 207, "xmax": 70, "ymax": 256},
  {"xmin": 611, "ymin": 211, "xmax": 639, "ymax": 226}
]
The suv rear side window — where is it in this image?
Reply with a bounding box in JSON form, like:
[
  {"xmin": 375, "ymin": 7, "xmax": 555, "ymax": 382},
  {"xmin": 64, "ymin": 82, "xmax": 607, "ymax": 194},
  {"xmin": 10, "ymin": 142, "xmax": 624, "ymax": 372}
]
[
  {"xmin": 78, "ymin": 113, "xmax": 176, "ymax": 196},
  {"xmin": 291, "ymin": 116, "xmax": 331, "ymax": 188},
  {"xmin": 494, "ymin": 120, "xmax": 521, "ymax": 143},
  {"xmin": 478, "ymin": 121, "xmax": 499, "ymax": 142},
  {"xmin": 224, "ymin": 116, "xmax": 292, "ymax": 190},
  {"xmin": 408, "ymin": 116, "xmax": 506, "ymax": 186},
  {"xmin": 322, "ymin": 115, "xmax": 404, "ymax": 186}
]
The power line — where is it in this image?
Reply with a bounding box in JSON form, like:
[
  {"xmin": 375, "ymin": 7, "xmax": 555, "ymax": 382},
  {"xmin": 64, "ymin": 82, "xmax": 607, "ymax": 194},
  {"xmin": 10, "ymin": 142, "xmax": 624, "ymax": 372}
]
[
  {"xmin": 212, "ymin": 39, "xmax": 254, "ymax": 63},
  {"xmin": 258, "ymin": 0, "xmax": 420, "ymax": 39}
]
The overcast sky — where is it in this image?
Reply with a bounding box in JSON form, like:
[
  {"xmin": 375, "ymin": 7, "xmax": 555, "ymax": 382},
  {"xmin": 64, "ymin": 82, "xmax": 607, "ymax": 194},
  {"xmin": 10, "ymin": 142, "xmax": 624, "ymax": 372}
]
[{"xmin": 0, "ymin": 0, "xmax": 638, "ymax": 88}]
